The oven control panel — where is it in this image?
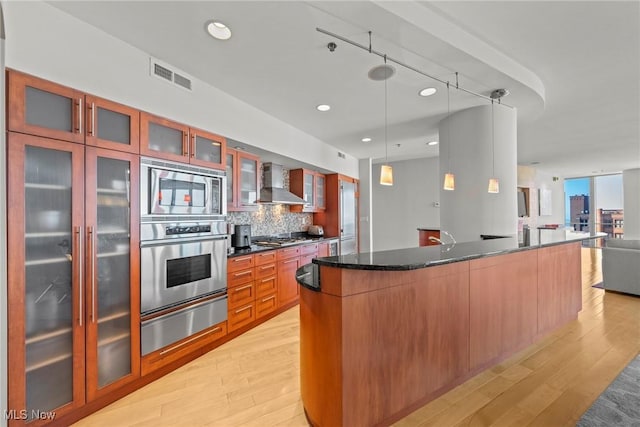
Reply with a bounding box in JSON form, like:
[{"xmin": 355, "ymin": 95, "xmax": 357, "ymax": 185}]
[{"xmin": 166, "ymin": 225, "xmax": 212, "ymax": 235}]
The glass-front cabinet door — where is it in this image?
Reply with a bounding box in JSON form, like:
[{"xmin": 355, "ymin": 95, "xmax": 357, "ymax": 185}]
[
  {"xmin": 7, "ymin": 133, "xmax": 86, "ymax": 422},
  {"xmin": 238, "ymin": 152, "xmax": 260, "ymax": 210},
  {"xmin": 140, "ymin": 112, "xmax": 190, "ymax": 163},
  {"xmin": 190, "ymin": 127, "xmax": 226, "ymax": 170},
  {"xmin": 303, "ymin": 173, "xmax": 315, "ymax": 208},
  {"xmin": 84, "ymin": 148, "xmax": 140, "ymax": 400},
  {"xmin": 8, "ymin": 70, "xmax": 85, "ymax": 145},
  {"xmin": 315, "ymin": 174, "xmax": 326, "ymax": 211},
  {"xmin": 226, "ymin": 149, "xmax": 237, "ymax": 210},
  {"xmin": 85, "ymin": 95, "xmax": 140, "ymax": 154}
]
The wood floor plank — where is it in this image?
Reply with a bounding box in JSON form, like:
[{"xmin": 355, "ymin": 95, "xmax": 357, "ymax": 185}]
[{"xmin": 74, "ymin": 248, "xmax": 640, "ymax": 427}]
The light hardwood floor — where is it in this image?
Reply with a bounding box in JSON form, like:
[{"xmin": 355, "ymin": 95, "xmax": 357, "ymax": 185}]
[{"xmin": 74, "ymin": 248, "xmax": 640, "ymax": 426}]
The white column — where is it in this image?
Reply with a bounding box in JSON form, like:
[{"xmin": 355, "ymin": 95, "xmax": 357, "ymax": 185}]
[
  {"xmin": 439, "ymin": 104, "xmax": 518, "ymax": 242},
  {"xmin": 623, "ymin": 168, "xmax": 640, "ymax": 239}
]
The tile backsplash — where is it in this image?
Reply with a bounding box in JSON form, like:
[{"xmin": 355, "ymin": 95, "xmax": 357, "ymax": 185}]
[
  {"xmin": 227, "ymin": 164, "xmax": 313, "ymax": 236},
  {"xmin": 228, "ymin": 206, "xmax": 312, "ymax": 236}
]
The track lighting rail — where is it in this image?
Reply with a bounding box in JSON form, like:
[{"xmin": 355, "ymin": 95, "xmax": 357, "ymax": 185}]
[{"xmin": 316, "ymin": 27, "xmax": 515, "ymax": 109}]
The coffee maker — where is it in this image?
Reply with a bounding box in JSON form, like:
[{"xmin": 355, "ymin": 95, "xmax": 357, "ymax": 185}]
[{"xmin": 232, "ymin": 224, "xmax": 252, "ymax": 249}]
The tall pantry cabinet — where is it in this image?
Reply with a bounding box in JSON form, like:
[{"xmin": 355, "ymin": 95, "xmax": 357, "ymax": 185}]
[{"xmin": 6, "ymin": 70, "xmax": 140, "ymax": 425}]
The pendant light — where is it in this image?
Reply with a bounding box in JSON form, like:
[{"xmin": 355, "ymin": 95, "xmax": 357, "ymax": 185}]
[
  {"xmin": 443, "ymin": 82, "xmax": 455, "ymax": 191},
  {"xmin": 488, "ymin": 99, "xmax": 500, "ymax": 193},
  {"xmin": 379, "ymin": 55, "xmax": 393, "ymax": 186}
]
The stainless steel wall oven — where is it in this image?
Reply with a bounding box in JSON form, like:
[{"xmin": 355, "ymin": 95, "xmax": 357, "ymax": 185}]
[{"xmin": 139, "ymin": 158, "xmax": 228, "ymax": 356}]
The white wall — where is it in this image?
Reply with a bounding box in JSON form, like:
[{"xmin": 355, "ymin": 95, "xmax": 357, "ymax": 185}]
[
  {"xmin": 358, "ymin": 158, "xmax": 373, "ymax": 253},
  {"xmin": 372, "ymin": 157, "xmax": 440, "ymax": 251},
  {"xmin": 518, "ymin": 165, "xmax": 566, "ymax": 228},
  {"xmin": 440, "ymin": 105, "xmax": 518, "ymax": 243},
  {"xmin": 3, "ymin": 1, "xmax": 359, "ymax": 178},
  {"xmin": 623, "ymin": 168, "xmax": 640, "ymax": 239}
]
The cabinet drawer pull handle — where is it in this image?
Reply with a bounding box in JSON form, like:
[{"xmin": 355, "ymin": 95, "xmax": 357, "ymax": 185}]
[
  {"xmin": 284, "ymin": 259, "xmax": 298, "ymax": 264},
  {"xmin": 89, "ymin": 226, "xmax": 96, "ymax": 323},
  {"xmin": 233, "ymin": 270, "xmax": 252, "ymax": 277},
  {"xmin": 88, "ymin": 102, "xmax": 95, "ymax": 136},
  {"xmin": 75, "ymin": 227, "xmax": 83, "ymax": 327},
  {"xmin": 261, "ymin": 278, "xmax": 274, "ymax": 283},
  {"xmin": 75, "ymin": 98, "xmax": 83, "ymax": 134},
  {"xmin": 258, "ymin": 253, "xmax": 273, "ymax": 257},
  {"xmin": 182, "ymin": 132, "xmax": 188, "ymax": 156},
  {"xmin": 234, "ymin": 284, "xmax": 252, "ymax": 292},
  {"xmin": 261, "ymin": 296, "xmax": 276, "ymax": 303},
  {"xmin": 233, "ymin": 256, "xmax": 252, "ymax": 263},
  {"xmin": 191, "ymin": 133, "xmax": 196, "ymax": 158},
  {"xmin": 234, "ymin": 305, "xmax": 252, "ymax": 315},
  {"xmin": 259, "ymin": 265, "xmax": 274, "ymax": 270},
  {"xmin": 159, "ymin": 328, "xmax": 219, "ymax": 355}
]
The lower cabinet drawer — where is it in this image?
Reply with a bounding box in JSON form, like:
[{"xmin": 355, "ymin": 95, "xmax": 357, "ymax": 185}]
[
  {"xmin": 228, "ymin": 282, "xmax": 255, "ymax": 309},
  {"xmin": 255, "ymin": 275, "xmax": 277, "ymax": 299},
  {"xmin": 141, "ymin": 321, "xmax": 227, "ymax": 376},
  {"xmin": 228, "ymin": 302, "xmax": 256, "ymax": 332},
  {"xmin": 256, "ymin": 293, "xmax": 277, "ymax": 319}
]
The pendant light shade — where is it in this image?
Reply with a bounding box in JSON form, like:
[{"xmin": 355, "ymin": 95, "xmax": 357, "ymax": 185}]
[
  {"xmin": 380, "ymin": 164, "xmax": 393, "ymax": 185},
  {"xmin": 443, "ymin": 173, "xmax": 455, "ymax": 191},
  {"xmin": 487, "ymin": 177, "xmax": 500, "ymax": 193}
]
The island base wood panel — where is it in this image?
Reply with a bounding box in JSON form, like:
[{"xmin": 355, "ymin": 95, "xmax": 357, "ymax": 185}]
[
  {"xmin": 301, "ymin": 262, "xmax": 470, "ymax": 427},
  {"xmin": 300, "ymin": 242, "xmax": 584, "ymax": 427}
]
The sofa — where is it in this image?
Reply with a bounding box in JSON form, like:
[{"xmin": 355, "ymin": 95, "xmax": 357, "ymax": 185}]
[{"xmin": 602, "ymin": 239, "xmax": 640, "ymax": 296}]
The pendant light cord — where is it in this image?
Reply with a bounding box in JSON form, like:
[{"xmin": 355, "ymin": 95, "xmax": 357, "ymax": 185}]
[
  {"xmin": 491, "ymin": 100, "xmax": 495, "ymax": 175},
  {"xmin": 447, "ymin": 81, "xmax": 451, "ymax": 172},
  {"xmin": 384, "ymin": 55, "xmax": 388, "ymax": 164}
]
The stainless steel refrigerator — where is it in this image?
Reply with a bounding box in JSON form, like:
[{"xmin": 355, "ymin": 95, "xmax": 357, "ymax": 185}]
[{"xmin": 339, "ymin": 180, "xmax": 358, "ymax": 255}]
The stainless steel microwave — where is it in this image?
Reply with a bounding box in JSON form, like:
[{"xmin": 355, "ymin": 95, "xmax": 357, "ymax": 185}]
[{"xmin": 140, "ymin": 157, "xmax": 226, "ymax": 219}]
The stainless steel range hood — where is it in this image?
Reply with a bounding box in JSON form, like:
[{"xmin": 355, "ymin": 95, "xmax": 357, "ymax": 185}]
[{"xmin": 258, "ymin": 163, "xmax": 306, "ymax": 205}]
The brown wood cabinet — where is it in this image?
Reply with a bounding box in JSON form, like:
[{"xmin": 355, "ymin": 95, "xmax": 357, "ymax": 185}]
[
  {"xmin": 140, "ymin": 112, "xmax": 226, "ymax": 170},
  {"xmin": 313, "ymin": 174, "xmax": 359, "ymax": 254},
  {"xmin": 226, "ymin": 148, "xmax": 260, "ymax": 211},
  {"xmin": 277, "ymin": 247, "xmax": 301, "ymax": 306},
  {"xmin": 7, "ymin": 132, "xmax": 141, "ymax": 425},
  {"xmin": 8, "ymin": 70, "xmax": 140, "ymax": 153},
  {"xmin": 418, "ymin": 229, "xmax": 441, "ymax": 246},
  {"xmin": 289, "ymin": 169, "xmax": 326, "ymax": 213}
]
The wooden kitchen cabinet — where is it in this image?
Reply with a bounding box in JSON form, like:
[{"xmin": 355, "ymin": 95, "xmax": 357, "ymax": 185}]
[
  {"xmin": 8, "ymin": 70, "xmax": 140, "ymax": 154},
  {"xmin": 226, "ymin": 148, "xmax": 260, "ymax": 211},
  {"xmin": 277, "ymin": 247, "xmax": 301, "ymax": 306},
  {"xmin": 418, "ymin": 229, "xmax": 441, "ymax": 246},
  {"xmin": 289, "ymin": 169, "xmax": 326, "ymax": 213},
  {"xmin": 140, "ymin": 112, "xmax": 226, "ymax": 170},
  {"xmin": 84, "ymin": 95, "xmax": 140, "ymax": 154},
  {"xmin": 313, "ymin": 174, "xmax": 359, "ymax": 255},
  {"xmin": 318, "ymin": 241, "xmax": 330, "ymax": 257},
  {"xmin": 7, "ymin": 132, "xmax": 141, "ymax": 424}
]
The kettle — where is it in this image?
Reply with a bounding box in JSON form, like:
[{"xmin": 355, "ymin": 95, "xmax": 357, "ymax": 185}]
[{"xmin": 308, "ymin": 225, "xmax": 324, "ymax": 236}]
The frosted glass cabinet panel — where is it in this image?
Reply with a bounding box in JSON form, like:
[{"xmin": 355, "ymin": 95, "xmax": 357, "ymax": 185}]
[
  {"xmin": 86, "ymin": 95, "xmax": 140, "ymax": 154},
  {"xmin": 85, "ymin": 147, "xmax": 140, "ymax": 401},
  {"xmin": 8, "ymin": 70, "xmax": 85, "ymax": 144},
  {"xmin": 316, "ymin": 175, "xmax": 326, "ymax": 210},
  {"xmin": 7, "ymin": 133, "xmax": 86, "ymax": 421},
  {"xmin": 226, "ymin": 152, "xmax": 236, "ymax": 206},
  {"xmin": 304, "ymin": 173, "xmax": 314, "ymax": 206},
  {"xmin": 190, "ymin": 128, "xmax": 225, "ymax": 170},
  {"xmin": 239, "ymin": 155, "xmax": 259, "ymax": 207}
]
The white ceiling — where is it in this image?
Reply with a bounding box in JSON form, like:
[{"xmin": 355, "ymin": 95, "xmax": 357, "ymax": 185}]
[{"xmin": 49, "ymin": 1, "xmax": 640, "ymax": 178}]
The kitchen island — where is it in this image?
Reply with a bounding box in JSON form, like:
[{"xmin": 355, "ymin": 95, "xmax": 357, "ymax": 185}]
[{"xmin": 296, "ymin": 230, "xmax": 604, "ymax": 427}]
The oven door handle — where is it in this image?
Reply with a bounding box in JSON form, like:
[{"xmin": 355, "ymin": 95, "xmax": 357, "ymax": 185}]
[{"xmin": 140, "ymin": 234, "xmax": 228, "ymax": 248}]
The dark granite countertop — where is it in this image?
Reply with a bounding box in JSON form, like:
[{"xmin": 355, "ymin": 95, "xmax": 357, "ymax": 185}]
[
  {"xmin": 312, "ymin": 230, "xmax": 606, "ymax": 271},
  {"xmin": 296, "ymin": 263, "xmax": 319, "ymax": 292}
]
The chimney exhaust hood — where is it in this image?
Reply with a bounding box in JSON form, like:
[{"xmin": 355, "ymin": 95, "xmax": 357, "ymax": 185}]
[{"xmin": 258, "ymin": 163, "xmax": 306, "ymax": 205}]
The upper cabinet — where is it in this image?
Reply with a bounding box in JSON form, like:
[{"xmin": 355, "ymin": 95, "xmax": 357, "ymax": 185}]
[
  {"xmin": 8, "ymin": 70, "xmax": 140, "ymax": 153},
  {"xmin": 140, "ymin": 112, "xmax": 226, "ymax": 170},
  {"xmin": 226, "ymin": 148, "xmax": 260, "ymax": 212},
  {"xmin": 289, "ymin": 169, "xmax": 326, "ymax": 213},
  {"xmin": 8, "ymin": 70, "xmax": 85, "ymax": 145},
  {"xmin": 85, "ymin": 95, "xmax": 140, "ymax": 154}
]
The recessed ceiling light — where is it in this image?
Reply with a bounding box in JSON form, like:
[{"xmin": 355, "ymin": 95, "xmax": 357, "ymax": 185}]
[
  {"xmin": 316, "ymin": 104, "xmax": 331, "ymax": 112},
  {"xmin": 419, "ymin": 87, "xmax": 437, "ymax": 97},
  {"xmin": 205, "ymin": 20, "xmax": 232, "ymax": 40},
  {"xmin": 362, "ymin": 137, "xmax": 372, "ymax": 142},
  {"xmin": 427, "ymin": 141, "xmax": 439, "ymax": 146}
]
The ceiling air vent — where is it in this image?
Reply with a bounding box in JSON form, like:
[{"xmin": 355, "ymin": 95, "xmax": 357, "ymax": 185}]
[
  {"xmin": 150, "ymin": 57, "xmax": 193, "ymax": 92},
  {"xmin": 338, "ymin": 152, "xmax": 346, "ymax": 159}
]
